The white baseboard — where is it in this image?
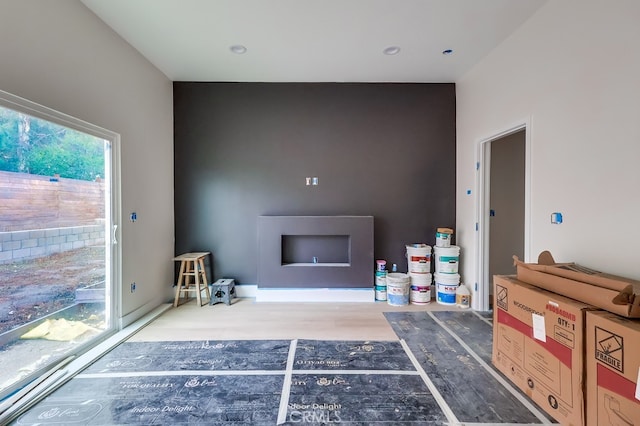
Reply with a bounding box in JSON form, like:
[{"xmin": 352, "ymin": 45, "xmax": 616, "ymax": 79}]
[
  {"xmin": 234, "ymin": 284, "xmax": 258, "ymax": 298},
  {"xmin": 218, "ymin": 284, "xmax": 375, "ymax": 302},
  {"xmin": 119, "ymin": 296, "xmax": 170, "ymax": 329},
  {"xmin": 256, "ymin": 287, "xmax": 374, "ymax": 303}
]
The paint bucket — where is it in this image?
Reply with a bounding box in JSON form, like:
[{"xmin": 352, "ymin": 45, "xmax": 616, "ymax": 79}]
[
  {"xmin": 375, "ymin": 270, "xmax": 387, "ymax": 301},
  {"xmin": 410, "ymin": 273, "xmax": 432, "ymax": 304},
  {"xmin": 405, "ymin": 244, "xmax": 431, "ymax": 274},
  {"xmin": 434, "ymin": 245, "xmax": 460, "ymax": 274},
  {"xmin": 386, "ymin": 273, "xmax": 410, "ymax": 306},
  {"xmin": 435, "ymin": 228, "xmax": 453, "ymax": 248},
  {"xmin": 376, "ymin": 259, "xmax": 387, "ymax": 271},
  {"xmin": 375, "ymin": 285, "xmax": 387, "ymax": 301},
  {"xmin": 435, "ymin": 272, "xmax": 460, "ymax": 306}
]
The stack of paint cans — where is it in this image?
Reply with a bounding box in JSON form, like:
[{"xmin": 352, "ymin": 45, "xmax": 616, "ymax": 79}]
[
  {"xmin": 433, "ymin": 228, "xmax": 461, "ymax": 305},
  {"xmin": 406, "ymin": 244, "xmax": 432, "ymax": 304},
  {"xmin": 374, "ymin": 259, "xmax": 387, "ymax": 301}
]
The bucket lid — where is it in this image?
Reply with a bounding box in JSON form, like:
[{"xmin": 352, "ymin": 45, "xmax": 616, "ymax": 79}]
[
  {"xmin": 434, "ymin": 272, "xmax": 461, "ymax": 283},
  {"xmin": 410, "ymin": 273, "xmax": 432, "ymax": 283},
  {"xmin": 406, "ymin": 243, "xmax": 430, "ymax": 249},
  {"xmin": 387, "ymin": 272, "xmax": 410, "ymax": 283},
  {"xmin": 434, "ymin": 245, "xmax": 460, "ymax": 251},
  {"xmin": 434, "ymin": 272, "xmax": 460, "ymax": 277}
]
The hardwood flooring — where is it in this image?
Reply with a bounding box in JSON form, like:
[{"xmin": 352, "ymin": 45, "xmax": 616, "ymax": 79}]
[{"xmin": 130, "ymin": 298, "xmax": 463, "ymax": 342}]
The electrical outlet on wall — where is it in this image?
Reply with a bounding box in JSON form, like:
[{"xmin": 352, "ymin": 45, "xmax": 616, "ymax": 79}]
[{"xmin": 130, "ymin": 282, "xmax": 136, "ymax": 293}]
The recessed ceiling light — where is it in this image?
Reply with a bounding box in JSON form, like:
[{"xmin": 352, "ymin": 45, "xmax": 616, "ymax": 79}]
[
  {"xmin": 442, "ymin": 49, "xmax": 454, "ymax": 55},
  {"xmin": 230, "ymin": 45, "xmax": 247, "ymax": 54},
  {"xmin": 383, "ymin": 46, "xmax": 401, "ymax": 55}
]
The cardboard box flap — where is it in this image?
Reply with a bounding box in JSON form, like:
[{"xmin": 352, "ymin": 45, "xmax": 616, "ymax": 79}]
[
  {"xmin": 513, "ymin": 252, "xmax": 640, "ymax": 318},
  {"xmin": 535, "ymin": 250, "xmax": 640, "ymax": 293}
]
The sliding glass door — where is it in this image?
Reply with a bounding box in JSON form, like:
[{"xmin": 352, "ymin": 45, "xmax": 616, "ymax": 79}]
[{"xmin": 0, "ymin": 91, "xmax": 118, "ymax": 400}]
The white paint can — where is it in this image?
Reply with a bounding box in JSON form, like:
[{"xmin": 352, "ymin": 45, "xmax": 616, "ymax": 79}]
[
  {"xmin": 375, "ymin": 285, "xmax": 387, "ymax": 301},
  {"xmin": 386, "ymin": 273, "xmax": 410, "ymax": 306},
  {"xmin": 410, "ymin": 273, "xmax": 432, "ymax": 304},
  {"xmin": 435, "ymin": 272, "xmax": 460, "ymax": 306},
  {"xmin": 434, "ymin": 245, "xmax": 460, "ymax": 274},
  {"xmin": 405, "ymin": 244, "xmax": 431, "ymax": 274},
  {"xmin": 435, "ymin": 228, "xmax": 453, "ymax": 248}
]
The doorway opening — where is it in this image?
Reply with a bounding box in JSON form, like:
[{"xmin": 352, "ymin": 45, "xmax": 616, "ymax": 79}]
[{"xmin": 475, "ymin": 123, "xmax": 530, "ymax": 311}]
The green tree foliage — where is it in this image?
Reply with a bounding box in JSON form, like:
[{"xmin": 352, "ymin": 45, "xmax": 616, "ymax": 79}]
[
  {"xmin": 0, "ymin": 106, "xmax": 104, "ymax": 181},
  {"xmin": 0, "ymin": 108, "xmax": 21, "ymax": 172},
  {"xmin": 27, "ymin": 133, "xmax": 105, "ymax": 181}
]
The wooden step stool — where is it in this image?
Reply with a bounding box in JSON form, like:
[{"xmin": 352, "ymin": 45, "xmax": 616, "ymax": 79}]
[
  {"xmin": 173, "ymin": 252, "xmax": 211, "ymax": 307},
  {"xmin": 210, "ymin": 279, "xmax": 236, "ymax": 305}
]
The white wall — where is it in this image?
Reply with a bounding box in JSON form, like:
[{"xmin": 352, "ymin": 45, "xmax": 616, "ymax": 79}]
[
  {"xmin": 0, "ymin": 0, "xmax": 175, "ymax": 324},
  {"xmin": 457, "ymin": 0, "xmax": 640, "ymax": 294}
]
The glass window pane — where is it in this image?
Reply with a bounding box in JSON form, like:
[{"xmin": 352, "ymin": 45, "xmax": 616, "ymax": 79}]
[{"xmin": 0, "ymin": 100, "xmax": 115, "ymax": 400}]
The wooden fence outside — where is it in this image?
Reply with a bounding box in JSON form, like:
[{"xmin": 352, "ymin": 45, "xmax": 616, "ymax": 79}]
[{"xmin": 0, "ymin": 171, "xmax": 104, "ymax": 232}]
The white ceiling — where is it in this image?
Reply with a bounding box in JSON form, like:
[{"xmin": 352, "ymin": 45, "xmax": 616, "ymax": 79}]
[{"xmin": 81, "ymin": 0, "xmax": 547, "ymax": 83}]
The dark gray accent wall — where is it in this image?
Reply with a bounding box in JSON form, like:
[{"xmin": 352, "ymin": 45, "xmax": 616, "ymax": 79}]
[{"xmin": 174, "ymin": 83, "xmax": 456, "ymax": 285}]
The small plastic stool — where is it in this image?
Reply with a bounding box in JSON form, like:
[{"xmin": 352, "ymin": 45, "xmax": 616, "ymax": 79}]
[{"xmin": 210, "ymin": 279, "xmax": 236, "ymax": 305}]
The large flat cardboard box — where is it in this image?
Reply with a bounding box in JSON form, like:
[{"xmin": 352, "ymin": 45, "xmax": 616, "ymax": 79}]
[
  {"xmin": 514, "ymin": 251, "xmax": 640, "ymax": 318},
  {"xmin": 586, "ymin": 310, "xmax": 640, "ymax": 426},
  {"xmin": 493, "ymin": 275, "xmax": 594, "ymax": 426}
]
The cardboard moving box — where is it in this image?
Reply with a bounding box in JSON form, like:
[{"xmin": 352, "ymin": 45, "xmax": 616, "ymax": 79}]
[
  {"xmin": 514, "ymin": 251, "xmax": 640, "ymax": 318},
  {"xmin": 493, "ymin": 275, "xmax": 594, "ymax": 426},
  {"xmin": 586, "ymin": 310, "xmax": 640, "ymax": 426}
]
